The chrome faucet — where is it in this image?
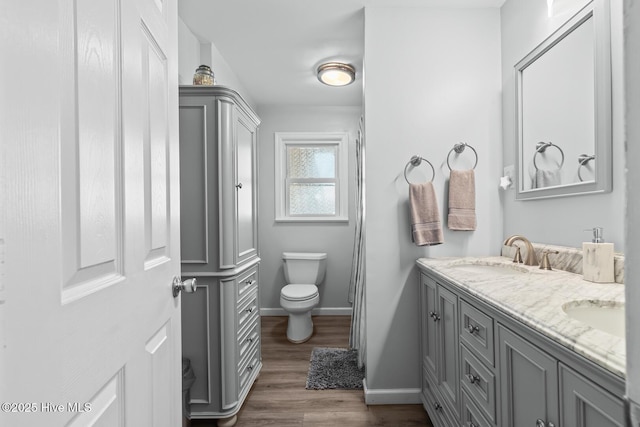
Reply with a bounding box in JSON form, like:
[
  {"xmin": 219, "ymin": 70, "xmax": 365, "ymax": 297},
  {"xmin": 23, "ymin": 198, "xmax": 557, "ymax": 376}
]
[{"xmin": 504, "ymin": 235, "xmax": 538, "ymax": 266}]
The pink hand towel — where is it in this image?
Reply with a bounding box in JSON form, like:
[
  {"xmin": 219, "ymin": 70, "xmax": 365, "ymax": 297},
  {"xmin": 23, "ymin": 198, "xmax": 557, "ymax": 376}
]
[
  {"xmin": 448, "ymin": 169, "xmax": 477, "ymax": 231},
  {"xmin": 409, "ymin": 182, "xmax": 444, "ymax": 246}
]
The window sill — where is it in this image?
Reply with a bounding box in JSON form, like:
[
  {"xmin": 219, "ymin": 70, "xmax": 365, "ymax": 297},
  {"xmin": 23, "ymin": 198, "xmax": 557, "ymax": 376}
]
[{"xmin": 275, "ymin": 216, "xmax": 349, "ymax": 223}]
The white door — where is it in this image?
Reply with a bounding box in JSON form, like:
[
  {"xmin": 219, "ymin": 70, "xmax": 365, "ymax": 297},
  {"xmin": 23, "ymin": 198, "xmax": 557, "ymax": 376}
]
[{"xmin": 1, "ymin": 0, "xmax": 181, "ymax": 425}]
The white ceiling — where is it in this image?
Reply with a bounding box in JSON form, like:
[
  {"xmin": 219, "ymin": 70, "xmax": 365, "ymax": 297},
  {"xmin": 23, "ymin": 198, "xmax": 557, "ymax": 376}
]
[{"xmin": 178, "ymin": 0, "xmax": 505, "ymax": 108}]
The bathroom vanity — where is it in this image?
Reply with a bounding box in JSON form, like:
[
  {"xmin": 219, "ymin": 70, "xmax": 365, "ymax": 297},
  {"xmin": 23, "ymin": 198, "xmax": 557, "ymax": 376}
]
[
  {"xmin": 179, "ymin": 86, "xmax": 261, "ymax": 425},
  {"xmin": 417, "ymin": 256, "xmax": 625, "ymax": 427}
]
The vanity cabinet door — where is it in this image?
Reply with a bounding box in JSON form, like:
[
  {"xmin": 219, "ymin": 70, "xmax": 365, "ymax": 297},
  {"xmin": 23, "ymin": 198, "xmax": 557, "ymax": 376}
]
[
  {"xmin": 421, "ymin": 274, "xmax": 439, "ymax": 379},
  {"xmin": 420, "ymin": 274, "xmax": 460, "ymax": 419},
  {"xmin": 437, "ymin": 285, "xmax": 460, "ymax": 416},
  {"xmin": 499, "ymin": 325, "xmax": 558, "ymax": 427},
  {"xmin": 559, "ymin": 363, "xmax": 624, "ymax": 427}
]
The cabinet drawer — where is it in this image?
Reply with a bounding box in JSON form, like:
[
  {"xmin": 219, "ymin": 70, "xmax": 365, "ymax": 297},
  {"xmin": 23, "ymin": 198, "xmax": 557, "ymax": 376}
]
[
  {"xmin": 460, "ymin": 299, "xmax": 494, "ymax": 367},
  {"xmin": 238, "ymin": 316, "xmax": 260, "ymax": 364},
  {"xmin": 422, "ymin": 367, "xmax": 458, "ymax": 427},
  {"xmin": 461, "ymin": 344, "xmax": 496, "ymax": 424},
  {"xmin": 237, "ymin": 289, "xmax": 259, "ymax": 330},
  {"xmin": 237, "ymin": 269, "xmax": 258, "ymax": 303},
  {"xmin": 462, "ymin": 390, "xmax": 494, "ymax": 427},
  {"xmin": 238, "ymin": 341, "xmax": 260, "ymax": 392}
]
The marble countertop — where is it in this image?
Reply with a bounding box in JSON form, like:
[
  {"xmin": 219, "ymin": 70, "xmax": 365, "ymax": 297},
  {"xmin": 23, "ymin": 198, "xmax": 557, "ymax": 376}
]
[{"xmin": 416, "ymin": 256, "xmax": 626, "ymax": 378}]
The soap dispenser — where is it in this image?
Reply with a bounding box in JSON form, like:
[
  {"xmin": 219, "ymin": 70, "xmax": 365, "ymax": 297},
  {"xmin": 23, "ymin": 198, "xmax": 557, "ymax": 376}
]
[{"xmin": 582, "ymin": 227, "xmax": 614, "ymax": 283}]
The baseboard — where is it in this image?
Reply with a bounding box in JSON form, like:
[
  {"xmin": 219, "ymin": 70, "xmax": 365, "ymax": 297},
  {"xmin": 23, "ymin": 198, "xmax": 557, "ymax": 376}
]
[
  {"xmin": 260, "ymin": 307, "xmax": 352, "ymax": 316},
  {"xmin": 363, "ymin": 379, "xmax": 422, "ymax": 405}
]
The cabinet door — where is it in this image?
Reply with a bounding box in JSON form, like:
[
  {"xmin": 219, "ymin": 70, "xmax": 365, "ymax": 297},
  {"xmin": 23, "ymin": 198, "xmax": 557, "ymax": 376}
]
[
  {"xmin": 235, "ymin": 108, "xmax": 258, "ymax": 265},
  {"xmin": 437, "ymin": 285, "xmax": 460, "ymax": 417},
  {"xmin": 421, "ymin": 274, "xmax": 439, "ymax": 379},
  {"xmin": 559, "ymin": 363, "xmax": 624, "ymax": 427},
  {"xmin": 499, "ymin": 325, "xmax": 558, "ymax": 427}
]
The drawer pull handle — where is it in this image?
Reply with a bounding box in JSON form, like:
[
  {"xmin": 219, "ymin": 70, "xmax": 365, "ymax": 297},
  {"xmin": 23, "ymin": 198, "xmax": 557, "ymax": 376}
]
[
  {"xmin": 429, "ymin": 311, "xmax": 441, "ymax": 322},
  {"xmin": 245, "ymin": 279, "xmax": 256, "ymax": 286},
  {"xmin": 467, "ymin": 324, "xmax": 480, "ymax": 334},
  {"xmin": 246, "ymin": 307, "xmax": 254, "ymax": 313},
  {"xmin": 236, "ymin": 182, "xmax": 243, "ymax": 189},
  {"xmin": 433, "ymin": 402, "xmax": 442, "ymax": 411},
  {"xmin": 465, "ymin": 373, "xmax": 480, "ymax": 384},
  {"xmin": 246, "ymin": 337, "xmax": 253, "ymax": 343},
  {"xmin": 468, "ymin": 422, "xmax": 479, "ymax": 427},
  {"xmin": 247, "ymin": 365, "xmax": 254, "ymax": 371}
]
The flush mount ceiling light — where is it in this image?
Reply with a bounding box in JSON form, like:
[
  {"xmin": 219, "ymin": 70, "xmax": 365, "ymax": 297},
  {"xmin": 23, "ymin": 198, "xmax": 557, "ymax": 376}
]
[{"xmin": 317, "ymin": 62, "xmax": 356, "ymax": 87}]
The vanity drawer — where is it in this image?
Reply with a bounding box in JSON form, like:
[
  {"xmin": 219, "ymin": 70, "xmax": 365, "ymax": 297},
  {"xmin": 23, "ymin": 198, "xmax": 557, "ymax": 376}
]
[
  {"xmin": 461, "ymin": 344, "xmax": 496, "ymax": 424},
  {"xmin": 238, "ymin": 340, "xmax": 260, "ymax": 393},
  {"xmin": 237, "ymin": 268, "xmax": 258, "ymax": 304},
  {"xmin": 237, "ymin": 288, "xmax": 259, "ymax": 330},
  {"xmin": 460, "ymin": 299, "xmax": 494, "ymax": 367},
  {"xmin": 238, "ymin": 316, "xmax": 260, "ymax": 363},
  {"xmin": 462, "ymin": 390, "xmax": 494, "ymax": 427},
  {"xmin": 422, "ymin": 367, "xmax": 458, "ymax": 427}
]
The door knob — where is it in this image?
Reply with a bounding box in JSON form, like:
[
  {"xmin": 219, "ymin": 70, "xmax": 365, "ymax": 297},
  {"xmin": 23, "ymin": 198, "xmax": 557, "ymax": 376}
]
[{"xmin": 173, "ymin": 277, "xmax": 197, "ymax": 297}]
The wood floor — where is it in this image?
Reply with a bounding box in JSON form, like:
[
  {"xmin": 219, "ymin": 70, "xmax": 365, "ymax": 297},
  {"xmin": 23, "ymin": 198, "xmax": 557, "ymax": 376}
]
[{"xmin": 191, "ymin": 315, "xmax": 432, "ymax": 427}]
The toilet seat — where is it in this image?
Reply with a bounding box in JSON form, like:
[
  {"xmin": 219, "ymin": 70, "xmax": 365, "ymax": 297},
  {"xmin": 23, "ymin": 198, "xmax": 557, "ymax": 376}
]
[{"xmin": 281, "ymin": 284, "xmax": 318, "ymax": 301}]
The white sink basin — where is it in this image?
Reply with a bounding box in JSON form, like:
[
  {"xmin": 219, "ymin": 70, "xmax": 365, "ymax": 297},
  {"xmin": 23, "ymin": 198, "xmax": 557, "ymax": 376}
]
[
  {"xmin": 562, "ymin": 301, "xmax": 625, "ymax": 338},
  {"xmin": 448, "ymin": 262, "xmax": 529, "ymax": 275}
]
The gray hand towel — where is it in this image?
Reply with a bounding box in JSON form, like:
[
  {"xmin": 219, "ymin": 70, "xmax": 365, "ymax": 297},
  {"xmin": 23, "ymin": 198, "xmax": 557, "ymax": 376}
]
[
  {"xmin": 533, "ymin": 169, "xmax": 562, "ymax": 188},
  {"xmin": 447, "ymin": 169, "xmax": 476, "ymax": 231},
  {"xmin": 409, "ymin": 182, "xmax": 444, "ymax": 246}
]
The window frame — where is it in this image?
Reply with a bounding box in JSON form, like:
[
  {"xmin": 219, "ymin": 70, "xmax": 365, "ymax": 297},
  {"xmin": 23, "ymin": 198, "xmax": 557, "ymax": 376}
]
[{"xmin": 274, "ymin": 132, "xmax": 349, "ymax": 222}]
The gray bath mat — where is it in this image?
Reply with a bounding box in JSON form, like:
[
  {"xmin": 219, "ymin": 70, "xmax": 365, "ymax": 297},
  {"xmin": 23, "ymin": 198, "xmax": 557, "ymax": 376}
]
[{"xmin": 305, "ymin": 347, "xmax": 364, "ymax": 390}]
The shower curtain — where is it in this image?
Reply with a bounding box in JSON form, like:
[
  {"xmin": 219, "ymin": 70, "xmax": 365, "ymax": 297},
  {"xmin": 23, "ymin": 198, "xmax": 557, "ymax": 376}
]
[{"xmin": 349, "ymin": 116, "xmax": 366, "ymax": 369}]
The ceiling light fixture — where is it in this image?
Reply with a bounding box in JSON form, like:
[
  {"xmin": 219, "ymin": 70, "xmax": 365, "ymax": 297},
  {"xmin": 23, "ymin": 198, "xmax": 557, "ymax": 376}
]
[{"xmin": 317, "ymin": 62, "xmax": 356, "ymax": 87}]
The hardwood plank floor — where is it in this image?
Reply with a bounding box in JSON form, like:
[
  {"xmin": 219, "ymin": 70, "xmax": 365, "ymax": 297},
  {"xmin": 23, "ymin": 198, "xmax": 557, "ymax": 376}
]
[{"xmin": 191, "ymin": 315, "xmax": 432, "ymax": 427}]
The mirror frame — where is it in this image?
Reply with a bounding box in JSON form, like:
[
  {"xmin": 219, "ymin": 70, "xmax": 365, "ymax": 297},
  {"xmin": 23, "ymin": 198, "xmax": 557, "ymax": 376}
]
[{"xmin": 514, "ymin": 0, "xmax": 612, "ymax": 200}]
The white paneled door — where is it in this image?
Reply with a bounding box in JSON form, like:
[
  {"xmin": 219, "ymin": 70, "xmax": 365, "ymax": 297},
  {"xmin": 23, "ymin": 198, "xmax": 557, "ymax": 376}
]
[{"xmin": 1, "ymin": 0, "xmax": 181, "ymax": 425}]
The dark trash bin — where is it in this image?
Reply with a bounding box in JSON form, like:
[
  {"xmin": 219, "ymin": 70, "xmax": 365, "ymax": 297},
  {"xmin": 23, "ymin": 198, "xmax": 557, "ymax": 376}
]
[{"xmin": 182, "ymin": 358, "xmax": 196, "ymax": 427}]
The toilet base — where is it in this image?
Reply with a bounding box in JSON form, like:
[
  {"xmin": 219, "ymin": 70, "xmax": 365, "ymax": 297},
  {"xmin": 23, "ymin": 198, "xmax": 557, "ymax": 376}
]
[{"xmin": 286, "ymin": 311, "xmax": 314, "ymax": 343}]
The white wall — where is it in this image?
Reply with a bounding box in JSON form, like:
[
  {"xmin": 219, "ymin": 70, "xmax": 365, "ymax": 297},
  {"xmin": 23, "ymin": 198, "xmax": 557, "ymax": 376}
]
[
  {"xmin": 364, "ymin": 6, "xmax": 502, "ymax": 393},
  {"xmin": 177, "ymin": 18, "xmax": 256, "ymax": 109},
  {"xmin": 501, "ymin": 0, "xmax": 626, "ymax": 250},
  {"xmin": 257, "ymin": 106, "xmax": 361, "ymax": 314},
  {"xmin": 624, "ymin": 0, "xmax": 640, "ymax": 418}
]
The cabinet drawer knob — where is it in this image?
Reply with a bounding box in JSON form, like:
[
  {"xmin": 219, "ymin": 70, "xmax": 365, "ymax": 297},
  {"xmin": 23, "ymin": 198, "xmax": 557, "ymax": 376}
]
[
  {"xmin": 467, "ymin": 324, "xmax": 479, "ymax": 334},
  {"xmin": 465, "ymin": 373, "xmax": 480, "ymax": 384},
  {"xmin": 245, "ymin": 279, "xmax": 256, "ymax": 286},
  {"xmin": 429, "ymin": 311, "xmax": 441, "ymax": 322},
  {"xmin": 247, "ymin": 364, "xmax": 254, "ymax": 371},
  {"xmin": 433, "ymin": 402, "xmax": 442, "ymax": 411},
  {"xmin": 246, "ymin": 337, "xmax": 253, "ymax": 343},
  {"xmin": 246, "ymin": 307, "xmax": 254, "ymax": 313},
  {"xmin": 236, "ymin": 182, "xmax": 243, "ymax": 189}
]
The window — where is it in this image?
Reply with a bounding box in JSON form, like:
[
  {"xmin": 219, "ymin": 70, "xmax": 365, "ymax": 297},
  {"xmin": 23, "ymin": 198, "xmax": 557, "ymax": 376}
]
[{"xmin": 275, "ymin": 132, "xmax": 348, "ymax": 222}]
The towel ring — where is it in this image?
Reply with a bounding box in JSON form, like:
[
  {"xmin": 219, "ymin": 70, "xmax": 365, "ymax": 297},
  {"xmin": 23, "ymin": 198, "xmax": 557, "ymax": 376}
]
[
  {"xmin": 533, "ymin": 142, "xmax": 564, "ymax": 171},
  {"xmin": 577, "ymin": 154, "xmax": 595, "ymax": 182},
  {"xmin": 446, "ymin": 143, "xmax": 478, "ymax": 170},
  {"xmin": 404, "ymin": 155, "xmax": 435, "ymax": 184}
]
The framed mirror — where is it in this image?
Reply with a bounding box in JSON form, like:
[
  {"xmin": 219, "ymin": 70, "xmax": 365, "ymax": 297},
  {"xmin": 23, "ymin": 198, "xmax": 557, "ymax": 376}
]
[{"xmin": 515, "ymin": 0, "xmax": 612, "ymax": 200}]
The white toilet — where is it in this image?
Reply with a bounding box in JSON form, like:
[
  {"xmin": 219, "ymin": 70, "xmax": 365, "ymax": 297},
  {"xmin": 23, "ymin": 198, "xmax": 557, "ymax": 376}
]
[{"xmin": 280, "ymin": 252, "xmax": 327, "ymax": 343}]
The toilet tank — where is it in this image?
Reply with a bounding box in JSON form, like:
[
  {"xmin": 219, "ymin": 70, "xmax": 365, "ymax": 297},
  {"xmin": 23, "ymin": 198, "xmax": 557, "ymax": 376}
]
[{"xmin": 282, "ymin": 252, "xmax": 327, "ymax": 285}]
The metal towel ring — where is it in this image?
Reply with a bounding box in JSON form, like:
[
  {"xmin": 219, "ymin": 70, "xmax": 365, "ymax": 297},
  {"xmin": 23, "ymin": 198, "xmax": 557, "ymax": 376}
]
[
  {"xmin": 404, "ymin": 155, "xmax": 435, "ymax": 184},
  {"xmin": 577, "ymin": 154, "xmax": 595, "ymax": 182},
  {"xmin": 533, "ymin": 142, "xmax": 565, "ymax": 171},
  {"xmin": 446, "ymin": 143, "xmax": 478, "ymax": 171}
]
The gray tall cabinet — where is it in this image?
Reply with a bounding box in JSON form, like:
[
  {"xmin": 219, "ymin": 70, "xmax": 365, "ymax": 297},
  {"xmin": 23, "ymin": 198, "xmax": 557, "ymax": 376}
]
[{"xmin": 178, "ymin": 86, "xmax": 261, "ymax": 425}]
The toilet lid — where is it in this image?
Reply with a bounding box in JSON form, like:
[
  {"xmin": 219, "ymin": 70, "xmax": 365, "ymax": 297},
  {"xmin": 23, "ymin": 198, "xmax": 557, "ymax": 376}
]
[{"xmin": 281, "ymin": 284, "xmax": 318, "ymax": 301}]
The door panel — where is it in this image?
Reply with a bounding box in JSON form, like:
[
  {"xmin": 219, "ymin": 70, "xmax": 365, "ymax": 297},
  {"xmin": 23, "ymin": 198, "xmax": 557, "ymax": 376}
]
[
  {"xmin": 2, "ymin": 0, "xmax": 181, "ymax": 425},
  {"xmin": 236, "ymin": 111, "xmax": 257, "ymax": 263},
  {"xmin": 499, "ymin": 325, "xmax": 558, "ymax": 427}
]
